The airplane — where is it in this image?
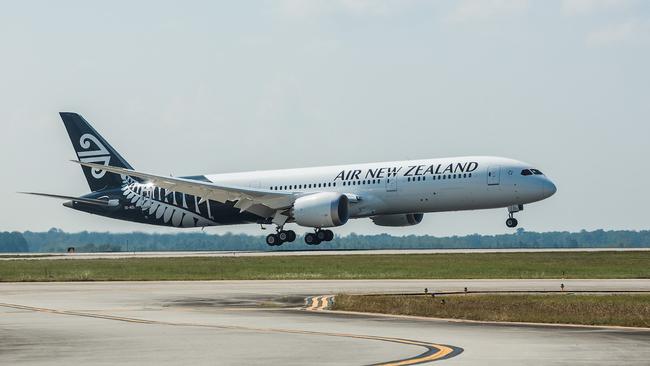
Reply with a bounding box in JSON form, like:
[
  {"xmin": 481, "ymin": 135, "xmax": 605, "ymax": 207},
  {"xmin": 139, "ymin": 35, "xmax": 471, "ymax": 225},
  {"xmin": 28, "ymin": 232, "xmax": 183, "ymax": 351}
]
[{"xmin": 23, "ymin": 113, "xmax": 557, "ymax": 246}]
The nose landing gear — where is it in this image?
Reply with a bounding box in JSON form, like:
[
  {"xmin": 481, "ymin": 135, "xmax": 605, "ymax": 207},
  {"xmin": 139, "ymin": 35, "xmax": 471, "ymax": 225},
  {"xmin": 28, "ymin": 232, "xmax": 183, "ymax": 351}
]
[
  {"xmin": 506, "ymin": 216, "xmax": 518, "ymax": 228},
  {"xmin": 505, "ymin": 204, "xmax": 523, "ymax": 228}
]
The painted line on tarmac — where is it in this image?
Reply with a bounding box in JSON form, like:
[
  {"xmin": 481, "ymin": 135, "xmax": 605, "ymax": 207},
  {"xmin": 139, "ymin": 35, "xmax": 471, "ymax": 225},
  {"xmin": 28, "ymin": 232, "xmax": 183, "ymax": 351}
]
[
  {"xmin": 0, "ymin": 302, "xmax": 463, "ymax": 365},
  {"xmin": 305, "ymin": 295, "xmax": 334, "ymax": 311}
]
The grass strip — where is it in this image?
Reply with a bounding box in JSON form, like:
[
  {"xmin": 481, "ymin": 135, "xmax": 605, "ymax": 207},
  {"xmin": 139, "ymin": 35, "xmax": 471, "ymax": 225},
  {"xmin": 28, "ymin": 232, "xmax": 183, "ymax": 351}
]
[
  {"xmin": 333, "ymin": 293, "xmax": 650, "ymax": 328},
  {"xmin": 0, "ymin": 251, "xmax": 649, "ymax": 281}
]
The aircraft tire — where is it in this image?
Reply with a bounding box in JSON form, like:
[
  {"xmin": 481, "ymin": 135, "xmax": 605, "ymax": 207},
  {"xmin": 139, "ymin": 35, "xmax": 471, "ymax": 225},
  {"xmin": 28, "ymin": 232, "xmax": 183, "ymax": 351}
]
[
  {"xmin": 286, "ymin": 230, "xmax": 296, "ymax": 242},
  {"xmin": 316, "ymin": 230, "xmax": 328, "ymax": 242},
  {"xmin": 304, "ymin": 233, "xmax": 320, "ymax": 245},
  {"xmin": 324, "ymin": 230, "xmax": 334, "ymax": 241},
  {"xmin": 266, "ymin": 234, "xmax": 281, "ymax": 246},
  {"xmin": 506, "ymin": 218, "xmax": 518, "ymax": 228}
]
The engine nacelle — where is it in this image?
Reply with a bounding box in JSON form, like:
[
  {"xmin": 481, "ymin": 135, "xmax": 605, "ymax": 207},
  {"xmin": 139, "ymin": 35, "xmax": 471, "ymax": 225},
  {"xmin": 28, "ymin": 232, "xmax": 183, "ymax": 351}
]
[
  {"xmin": 371, "ymin": 213, "xmax": 424, "ymax": 227},
  {"xmin": 293, "ymin": 192, "xmax": 349, "ymax": 228}
]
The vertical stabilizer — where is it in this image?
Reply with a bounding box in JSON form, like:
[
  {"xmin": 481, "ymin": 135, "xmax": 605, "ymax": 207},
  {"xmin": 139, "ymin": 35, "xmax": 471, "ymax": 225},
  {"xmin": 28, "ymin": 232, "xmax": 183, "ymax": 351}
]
[{"xmin": 59, "ymin": 112, "xmax": 133, "ymax": 192}]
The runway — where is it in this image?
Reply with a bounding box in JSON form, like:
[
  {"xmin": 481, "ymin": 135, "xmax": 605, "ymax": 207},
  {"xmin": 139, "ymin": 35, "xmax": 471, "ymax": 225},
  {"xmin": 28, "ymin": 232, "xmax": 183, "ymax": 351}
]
[
  {"xmin": 3, "ymin": 247, "xmax": 649, "ymax": 260},
  {"xmin": 1, "ymin": 280, "xmax": 649, "ymax": 365}
]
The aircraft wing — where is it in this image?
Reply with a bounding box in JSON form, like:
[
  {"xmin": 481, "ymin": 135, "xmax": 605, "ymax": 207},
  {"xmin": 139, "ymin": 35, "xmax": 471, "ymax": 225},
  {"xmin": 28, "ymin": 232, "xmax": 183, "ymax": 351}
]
[{"xmin": 74, "ymin": 161, "xmax": 296, "ymax": 215}]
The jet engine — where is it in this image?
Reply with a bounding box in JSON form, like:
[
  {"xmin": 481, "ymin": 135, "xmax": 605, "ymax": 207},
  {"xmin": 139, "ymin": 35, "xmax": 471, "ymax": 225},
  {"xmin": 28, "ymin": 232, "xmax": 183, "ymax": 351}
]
[
  {"xmin": 371, "ymin": 213, "xmax": 423, "ymax": 227},
  {"xmin": 293, "ymin": 192, "xmax": 349, "ymax": 228}
]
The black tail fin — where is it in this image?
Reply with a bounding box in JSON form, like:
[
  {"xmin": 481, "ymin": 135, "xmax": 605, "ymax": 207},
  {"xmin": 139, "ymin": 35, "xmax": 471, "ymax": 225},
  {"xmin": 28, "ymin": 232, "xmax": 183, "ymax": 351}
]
[{"xmin": 59, "ymin": 112, "xmax": 133, "ymax": 192}]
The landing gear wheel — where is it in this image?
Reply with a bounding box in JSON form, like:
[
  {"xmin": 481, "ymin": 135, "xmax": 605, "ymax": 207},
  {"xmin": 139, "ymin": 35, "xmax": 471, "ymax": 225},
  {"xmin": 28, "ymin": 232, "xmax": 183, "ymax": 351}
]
[
  {"xmin": 506, "ymin": 218, "xmax": 518, "ymax": 228},
  {"xmin": 278, "ymin": 231, "xmax": 289, "ymax": 242},
  {"xmin": 286, "ymin": 230, "xmax": 296, "ymax": 242},
  {"xmin": 266, "ymin": 234, "xmax": 281, "ymax": 246},
  {"xmin": 304, "ymin": 233, "xmax": 321, "ymax": 245},
  {"xmin": 324, "ymin": 230, "xmax": 334, "ymax": 242},
  {"xmin": 316, "ymin": 230, "xmax": 328, "ymax": 242}
]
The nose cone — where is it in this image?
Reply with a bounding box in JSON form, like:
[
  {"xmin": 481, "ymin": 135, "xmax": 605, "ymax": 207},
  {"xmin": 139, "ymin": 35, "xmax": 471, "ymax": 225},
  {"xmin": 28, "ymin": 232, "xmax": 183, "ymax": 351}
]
[{"xmin": 542, "ymin": 179, "xmax": 557, "ymax": 198}]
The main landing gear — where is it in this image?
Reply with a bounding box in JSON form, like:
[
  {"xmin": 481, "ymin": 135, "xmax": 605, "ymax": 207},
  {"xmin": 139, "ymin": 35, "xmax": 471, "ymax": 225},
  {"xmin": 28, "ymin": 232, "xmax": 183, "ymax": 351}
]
[
  {"xmin": 304, "ymin": 229, "xmax": 334, "ymax": 245},
  {"xmin": 266, "ymin": 228, "xmax": 296, "ymax": 246},
  {"xmin": 506, "ymin": 204, "xmax": 523, "ymax": 228}
]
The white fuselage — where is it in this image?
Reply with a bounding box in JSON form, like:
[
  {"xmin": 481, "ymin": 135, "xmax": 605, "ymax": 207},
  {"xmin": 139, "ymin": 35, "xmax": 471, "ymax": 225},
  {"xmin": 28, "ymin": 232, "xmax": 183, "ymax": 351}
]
[{"xmin": 202, "ymin": 156, "xmax": 556, "ymax": 220}]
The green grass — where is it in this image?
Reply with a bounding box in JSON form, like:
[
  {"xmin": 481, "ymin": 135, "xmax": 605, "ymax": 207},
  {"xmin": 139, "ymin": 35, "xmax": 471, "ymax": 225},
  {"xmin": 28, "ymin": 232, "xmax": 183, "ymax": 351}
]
[
  {"xmin": 333, "ymin": 293, "xmax": 650, "ymax": 328},
  {"xmin": 0, "ymin": 251, "xmax": 649, "ymax": 281}
]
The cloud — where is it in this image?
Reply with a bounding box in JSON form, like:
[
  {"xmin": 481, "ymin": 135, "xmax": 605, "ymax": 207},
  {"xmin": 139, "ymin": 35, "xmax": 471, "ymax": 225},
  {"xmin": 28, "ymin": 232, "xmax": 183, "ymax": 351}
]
[
  {"xmin": 446, "ymin": 0, "xmax": 529, "ymax": 23},
  {"xmin": 561, "ymin": 0, "xmax": 636, "ymax": 16},
  {"xmin": 586, "ymin": 19, "xmax": 650, "ymax": 46}
]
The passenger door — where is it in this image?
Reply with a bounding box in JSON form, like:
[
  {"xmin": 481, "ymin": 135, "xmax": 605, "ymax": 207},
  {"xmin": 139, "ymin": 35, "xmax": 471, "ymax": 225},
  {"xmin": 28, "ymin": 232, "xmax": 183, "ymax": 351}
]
[{"xmin": 487, "ymin": 166, "xmax": 500, "ymax": 186}]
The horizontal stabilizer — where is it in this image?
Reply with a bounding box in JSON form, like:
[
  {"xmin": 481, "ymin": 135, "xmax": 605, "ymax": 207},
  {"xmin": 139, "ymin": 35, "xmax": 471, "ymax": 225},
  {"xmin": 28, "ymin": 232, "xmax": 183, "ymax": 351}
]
[{"xmin": 19, "ymin": 192, "xmax": 114, "ymax": 206}]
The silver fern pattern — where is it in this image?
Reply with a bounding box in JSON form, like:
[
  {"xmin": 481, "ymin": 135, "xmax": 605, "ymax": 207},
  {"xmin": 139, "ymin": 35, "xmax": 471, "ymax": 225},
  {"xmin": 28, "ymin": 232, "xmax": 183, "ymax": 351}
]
[{"xmin": 120, "ymin": 177, "xmax": 217, "ymax": 228}]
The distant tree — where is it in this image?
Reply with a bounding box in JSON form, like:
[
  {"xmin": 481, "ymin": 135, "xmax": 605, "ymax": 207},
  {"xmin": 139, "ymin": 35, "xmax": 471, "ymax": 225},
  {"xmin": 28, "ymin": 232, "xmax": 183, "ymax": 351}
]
[
  {"xmin": 15, "ymin": 228, "xmax": 650, "ymax": 253},
  {"xmin": 0, "ymin": 232, "xmax": 29, "ymax": 253}
]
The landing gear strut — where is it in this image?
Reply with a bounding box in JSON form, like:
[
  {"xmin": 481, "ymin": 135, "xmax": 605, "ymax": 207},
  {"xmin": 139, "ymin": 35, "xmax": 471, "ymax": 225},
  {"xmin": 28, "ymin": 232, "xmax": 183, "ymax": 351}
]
[
  {"xmin": 506, "ymin": 204, "xmax": 522, "ymax": 228},
  {"xmin": 266, "ymin": 227, "xmax": 296, "ymax": 246},
  {"xmin": 305, "ymin": 229, "xmax": 334, "ymax": 245}
]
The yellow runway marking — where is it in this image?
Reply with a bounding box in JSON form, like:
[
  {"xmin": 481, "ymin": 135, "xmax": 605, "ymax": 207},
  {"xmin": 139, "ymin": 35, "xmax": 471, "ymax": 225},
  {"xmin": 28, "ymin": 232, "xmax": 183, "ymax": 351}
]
[
  {"xmin": 0, "ymin": 302, "xmax": 462, "ymax": 365},
  {"xmin": 305, "ymin": 295, "xmax": 334, "ymax": 311}
]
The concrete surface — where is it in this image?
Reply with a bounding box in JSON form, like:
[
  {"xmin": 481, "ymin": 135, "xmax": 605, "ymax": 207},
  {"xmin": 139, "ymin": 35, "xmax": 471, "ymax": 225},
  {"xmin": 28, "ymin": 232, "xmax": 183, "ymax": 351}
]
[{"xmin": 1, "ymin": 280, "xmax": 649, "ymax": 365}]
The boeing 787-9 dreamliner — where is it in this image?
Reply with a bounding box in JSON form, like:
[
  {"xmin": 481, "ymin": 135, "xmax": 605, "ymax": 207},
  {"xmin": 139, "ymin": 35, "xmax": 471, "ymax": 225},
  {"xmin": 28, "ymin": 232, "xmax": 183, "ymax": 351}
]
[{"xmin": 23, "ymin": 113, "xmax": 557, "ymax": 246}]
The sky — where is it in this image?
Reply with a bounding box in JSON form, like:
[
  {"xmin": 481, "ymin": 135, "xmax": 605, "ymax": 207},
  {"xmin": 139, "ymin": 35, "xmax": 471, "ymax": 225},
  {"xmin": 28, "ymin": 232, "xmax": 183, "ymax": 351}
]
[{"xmin": 1, "ymin": 0, "xmax": 649, "ymax": 236}]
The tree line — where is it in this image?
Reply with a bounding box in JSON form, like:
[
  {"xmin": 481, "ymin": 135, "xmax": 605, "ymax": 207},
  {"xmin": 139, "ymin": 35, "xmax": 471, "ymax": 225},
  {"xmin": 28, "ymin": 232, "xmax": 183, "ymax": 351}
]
[{"xmin": 0, "ymin": 228, "xmax": 649, "ymax": 253}]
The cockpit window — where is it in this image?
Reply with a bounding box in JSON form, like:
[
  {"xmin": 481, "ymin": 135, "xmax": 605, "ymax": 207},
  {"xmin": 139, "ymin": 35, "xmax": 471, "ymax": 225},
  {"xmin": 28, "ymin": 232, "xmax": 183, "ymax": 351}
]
[
  {"xmin": 531, "ymin": 169, "xmax": 544, "ymax": 175},
  {"xmin": 521, "ymin": 169, "xmax": 533, "ymax": 176}
]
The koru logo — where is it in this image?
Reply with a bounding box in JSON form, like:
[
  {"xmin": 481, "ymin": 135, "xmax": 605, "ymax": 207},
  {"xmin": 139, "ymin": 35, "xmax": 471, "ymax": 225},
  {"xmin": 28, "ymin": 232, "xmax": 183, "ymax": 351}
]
[{"xmin": 78, "ymin": 134, "xmax": 110, "ymax": 179}]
